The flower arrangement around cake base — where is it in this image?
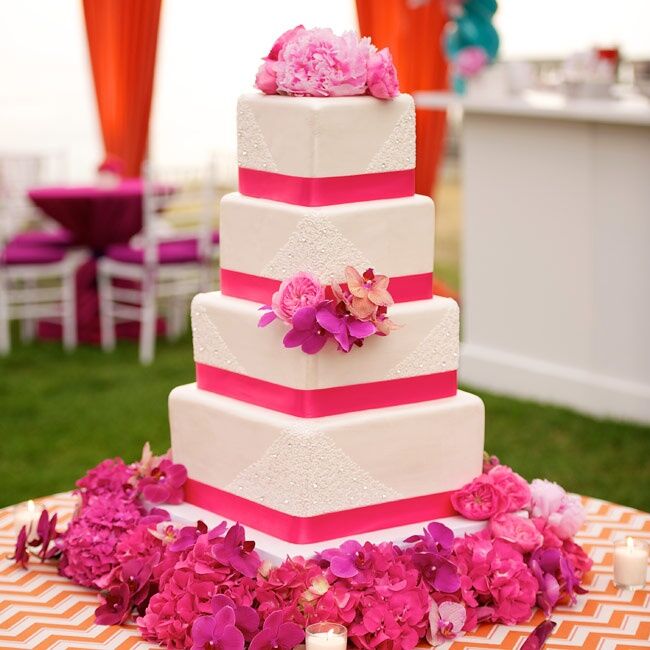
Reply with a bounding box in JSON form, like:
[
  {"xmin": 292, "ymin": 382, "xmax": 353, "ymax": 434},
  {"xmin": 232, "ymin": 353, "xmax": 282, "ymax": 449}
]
[{"xmin": 11, "ymin": 446, "xmax": 591, "ymax": 650}]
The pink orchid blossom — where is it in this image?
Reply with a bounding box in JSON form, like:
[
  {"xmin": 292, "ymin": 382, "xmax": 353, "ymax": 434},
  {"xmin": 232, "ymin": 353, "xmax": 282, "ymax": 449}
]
[
  {"xmin": 138, "ymin": 459, "xmax": 187, "ymax": 505},
  {"xmin": 282, "ymin": 304, "xmax": 329, "ymax": 354},
  {"xmin": 345, "ymin": 266, "xmax": 394, "ymax": 320},
  {"xmin": 249, "ymin": 611, "xmax": 304, "ymax": 650}
]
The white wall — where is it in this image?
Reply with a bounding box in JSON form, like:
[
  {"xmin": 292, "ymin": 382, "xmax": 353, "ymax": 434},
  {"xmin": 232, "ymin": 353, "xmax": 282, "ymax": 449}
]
[{"xmin": 0, "ymin": 0, "xmax": 648, "ymax": 183}]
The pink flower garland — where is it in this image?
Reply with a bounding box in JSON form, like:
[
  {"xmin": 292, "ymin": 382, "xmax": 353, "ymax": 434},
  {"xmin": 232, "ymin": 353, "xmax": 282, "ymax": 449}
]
[{"xmin": 255, "ymin": 26, "xmax": 400, "ymax": 99}]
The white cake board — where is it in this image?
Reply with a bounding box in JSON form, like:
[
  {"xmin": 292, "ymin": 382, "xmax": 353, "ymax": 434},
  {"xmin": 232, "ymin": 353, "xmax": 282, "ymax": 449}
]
[{"xmin": 164, "ymin": 502, "xmax": 486, "ymax": 564}]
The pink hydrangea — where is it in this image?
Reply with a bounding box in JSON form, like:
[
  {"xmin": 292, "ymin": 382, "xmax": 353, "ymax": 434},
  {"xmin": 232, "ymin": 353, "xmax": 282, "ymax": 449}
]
[
  {"xmin": 75, "ymin": 458, "xmax": 135, "ymax": 507},
  {"xmin": 487, "ymin": 465, "xmax": 531, "ymax": 511},
  {"xmin": 452, "ymin": 531, "xmax": 537, "ymax": 628},
  {"xmin": 270, "ymin": 272, "xmax": 325, "ymax": 324},
  {"xmin": 529, "ymin": 479, "xmax": 585, "ymax": 540},
  {"xmin": 489, "ymin": 513, "xmax": 544, "ymax": 553},
  {"xmin": 367, "ymin": 48, "xmax": 400, "ymax": 99},
  {"xmin": 58, "ymin": 494, "xmax": 143, "ymax": 588},
  {"xmin": 451, "ymin": 475, "xmax": 507, "ymax": 520}
]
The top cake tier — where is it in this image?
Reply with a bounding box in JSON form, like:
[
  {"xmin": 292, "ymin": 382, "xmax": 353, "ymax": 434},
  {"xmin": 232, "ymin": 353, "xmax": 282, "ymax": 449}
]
[{"xmin": 237, "ymin": 93, "xmax": 415, "ymax": 206}]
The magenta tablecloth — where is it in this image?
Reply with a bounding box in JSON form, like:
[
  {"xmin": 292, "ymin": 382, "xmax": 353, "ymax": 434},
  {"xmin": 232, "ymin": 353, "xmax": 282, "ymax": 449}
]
[{"xmin": 28, "ymin": 180, "xmax": 170, "ymax": 251}]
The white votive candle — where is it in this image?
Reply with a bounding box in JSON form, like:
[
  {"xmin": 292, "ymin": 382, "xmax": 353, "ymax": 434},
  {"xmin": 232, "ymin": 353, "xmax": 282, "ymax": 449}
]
[
  {"xmin": 13, "ymin": 499, "xmax": 44, "ymax": 541},
  {"xmin": 613, "ymin": 537, "xmax": 648, "ymax": 590},
  {"xmin": 306, "ymin": 623, "xmax": 347, "ymax": 650}
]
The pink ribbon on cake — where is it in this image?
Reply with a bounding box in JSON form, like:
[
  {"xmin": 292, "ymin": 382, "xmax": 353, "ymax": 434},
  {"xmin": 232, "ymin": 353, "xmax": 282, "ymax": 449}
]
[
  {"xmin": 220, "ymin": 269, "xmax": 433, "ymax": 305},
  {"xmin": 195, "ymin": 364, "xmax": 457, "ymax": 418},
  {"xmin": 184, "ymin": 478, "xmax": 456, "ymax": 544},
  {"xmin": 238, "ymin": 167, "xmax": 415, "ymax": 206}
]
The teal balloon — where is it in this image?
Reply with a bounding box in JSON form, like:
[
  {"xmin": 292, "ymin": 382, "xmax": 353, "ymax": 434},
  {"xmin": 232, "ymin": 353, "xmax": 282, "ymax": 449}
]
[{"xmin": 464, "ymin": 0, "xmax": 498, "ymax": 19}]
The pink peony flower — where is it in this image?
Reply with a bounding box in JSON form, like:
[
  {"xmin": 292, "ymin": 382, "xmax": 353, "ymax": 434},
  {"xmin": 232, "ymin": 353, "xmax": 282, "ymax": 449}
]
[
  {"xmin": 427, "ymin": 600, "xmax": 466, "ymax": 646},
  {"xmin": 456, "ymin": 46, "xmax": 488, "ymax": 78},
  {"xmin": 488, "ymin": 465, "xmax": 531, "ymax": 511},
  {"xmin": 366, "ymin": 48, "xmax": 400, "ymax": 99},
  {"xmin": 451, "ymin": 475, "xmax": 507, "ymax": 520},
  {"xmin": 489, "ymin": 513, "xmax": 544, "ymax": 553},
  {"xmin": 270, "ymin": 272, "xmax": 325, "ymax": 324},
  {"xmin": 266, "ymin": 25, "xmax": 305, "ymax": 61},
  {"xmin": 276, "ymin": 29, "xmax": 371, "ymax": 97},
  {"xmin": 529, "ymin": 479, "xmax": 586, "ymax": 540}
]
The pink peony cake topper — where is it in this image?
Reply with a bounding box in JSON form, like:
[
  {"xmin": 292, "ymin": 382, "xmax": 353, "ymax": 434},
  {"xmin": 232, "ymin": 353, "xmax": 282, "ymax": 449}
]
[{"xmin": 255, "ymin": 25, "xmax": 400, "ymax": 99}]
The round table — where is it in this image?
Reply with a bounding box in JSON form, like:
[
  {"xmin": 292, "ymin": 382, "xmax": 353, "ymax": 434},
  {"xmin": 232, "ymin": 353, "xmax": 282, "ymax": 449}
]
[
  {"xmin": 27, "ymin": 181, "xmax": 172, "ymax": 344},
  {"xmin": 0, "ymin": 494, "xmax": 648, "ymax": 649}
]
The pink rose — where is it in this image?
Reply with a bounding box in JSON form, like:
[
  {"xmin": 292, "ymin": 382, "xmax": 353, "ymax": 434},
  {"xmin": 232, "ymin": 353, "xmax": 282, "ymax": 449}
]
[
  {"xmin": 456, "ymin": 46, "xmax": 488, "ymax": 78},
  {"xmin": 489, "ymin": 513, "xmax": 543, "ymax": 553},
  {"xmin": 255, "ymin": 59, "xmax": 279, "ymax": 95},
  {"xmin": 488, "ymin": 465, "xmax": 531, "ymax": 511},
  {"xmin": 451, "ymin": 475, "xmax": 507, "ymax": 520},
  {"xmin": 530, "ymin": 479, "xmax": 585, "ymax": 540},
  {"xmin": 275, "ymin": 29, "xmax": 370, "ymax": 97},
  {"xmin": 271, "ymin": 272, "xmax": 325, "ymax": 323},
  {"xmin": 366, "ymin": 47, "xmax": 400, "ymax": 99}
]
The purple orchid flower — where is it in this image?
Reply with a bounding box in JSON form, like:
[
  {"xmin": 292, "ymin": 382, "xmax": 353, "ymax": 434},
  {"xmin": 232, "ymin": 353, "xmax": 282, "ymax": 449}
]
[
  {"xmin": 282, "ymin": 304, "xmax": 329, "ymax": 354},
  {"xmin": 258, "ymin": 305, "xmax": 277, "ymax": 328},
  {"xmin": 530, "ymin": 548, "xmax": 585, "ymax": 614},
  {"xmin": 139, "ymin": 507, "xmax": 170, "ymax": 527},
  {"xmin": 121, "ymin": 558, "xmax": 154, "ymax": 608},
  {"xmin": 35, "ymin": 509, "xmax": 59, "ymax": 562},
  {"xmin": 316, "ymin": 304, "xmax": 376, "ymax": 352},
  {"xmin": 212, "ymin": 594, "xmax": 260, "ymax": 641},
  {"xmin": 321, "ymin": 539, "xmax": 374, "ymax": 579},
  {"xmin": 405, "ymin": 521, "xmax": 454, "ymax": 554},
  {"xmin": 521, "ymin": 619, "xmax": 556, "ymax": 650},
  {"xmin": 11, "ymin": 526, "xmax": 29, "ymax": 568},
  {"xmin": 95, "ymin": 583, "xmax": 132, "ymax": 626},
  {"xmin": 139, "ymin": 459, "xmax": 187, "ymax": 504},
  {"xmin": 249, "ymin": 611, "xmax": 304, "ymax": 650},
  {"xmin": 169, "ymin": 520, "xmax": 209, "ymax": 553},
  {"xmin": 191, "ymin": 605, "xmax": 245, "ymax": 650},
  {"xmin": 211, "ymin": 523, "xmax": 260, "ymax": 578}
]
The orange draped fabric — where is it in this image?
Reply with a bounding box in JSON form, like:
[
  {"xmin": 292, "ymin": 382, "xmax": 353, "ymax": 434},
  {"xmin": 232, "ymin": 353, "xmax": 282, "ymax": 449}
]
[
  {"xmin": 82, "ymin": 0, "xmax": 162, "ymax": 178},
  {"xmin": 356, "ymin": 0, "xmax": 449, "ymax": 196}
]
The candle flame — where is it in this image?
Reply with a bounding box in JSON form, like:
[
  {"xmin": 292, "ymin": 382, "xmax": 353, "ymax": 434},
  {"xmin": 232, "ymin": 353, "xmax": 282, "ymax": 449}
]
[
  {"xmin": 27, "ymin": 499, "xmax": 36, "ymax": 513},
  {"xmin": 626, "ymin": 536, "xmax": 634, "ymax": 549}
]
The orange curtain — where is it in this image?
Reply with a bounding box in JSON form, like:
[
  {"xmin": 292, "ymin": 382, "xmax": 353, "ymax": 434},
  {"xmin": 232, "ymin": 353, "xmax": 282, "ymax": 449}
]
[
  {"xmin": 356, "ymin": 0, "xmax": 448, "ymax": 196},
  {"xmin": 83, "ymin": 0, "xmax": 162, "ymax": 178}
]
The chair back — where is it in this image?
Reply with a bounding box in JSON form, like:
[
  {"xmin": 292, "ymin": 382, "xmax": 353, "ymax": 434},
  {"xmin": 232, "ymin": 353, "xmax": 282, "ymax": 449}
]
[{"xmin": 140, "ymin": 159, "xmax": 218, "ymax": 267}]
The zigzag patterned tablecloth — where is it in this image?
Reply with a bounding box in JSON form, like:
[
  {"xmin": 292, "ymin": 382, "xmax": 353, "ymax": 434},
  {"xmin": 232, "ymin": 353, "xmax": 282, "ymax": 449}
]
[{"xmin": 0, "ymin": 494, "xmax": 648, "ymax": 649}]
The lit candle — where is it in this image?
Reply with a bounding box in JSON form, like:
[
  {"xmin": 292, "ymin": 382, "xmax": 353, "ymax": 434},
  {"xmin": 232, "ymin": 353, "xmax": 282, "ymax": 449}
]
[
  {"xmin": 306, "ymin": 622, "xmax": 347, "ymax": 650},
  {"xmin": 13, "ymin": 500, "xmax": 44, "ymax": 541},
  {"xmin": 613, "ymin": 536, "xmax": 648, "ymax": 590}
]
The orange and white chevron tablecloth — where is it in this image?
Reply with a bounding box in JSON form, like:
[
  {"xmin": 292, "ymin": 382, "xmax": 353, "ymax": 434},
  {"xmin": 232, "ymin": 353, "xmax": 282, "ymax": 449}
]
[{"xmin": 0, "ymin": 494, "xmax": 649, "ymax": 650}]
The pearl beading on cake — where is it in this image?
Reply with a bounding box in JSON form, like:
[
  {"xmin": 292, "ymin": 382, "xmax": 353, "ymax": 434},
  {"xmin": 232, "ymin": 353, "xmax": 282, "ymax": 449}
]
[
  {"xmin": 260, "ymin": 214, "xmax": 373, "ymax": 284},
  {"xmin": 237, "ymin": 102, "xmax": 278, "ymax": 172},
  {"xmin": 224, "ymin": 423, "xmax": 402, "ymax": 517},
  {"xmin": 192, "ymin": 302, "xmax": 246, "ymax": 374},
  {"xmin": 384, "ymin": 302, "xmax": 459, "ymax": 380},
  {"xmin": 365, "ymin": 106, "xmax": 416, "ymax": 173}
]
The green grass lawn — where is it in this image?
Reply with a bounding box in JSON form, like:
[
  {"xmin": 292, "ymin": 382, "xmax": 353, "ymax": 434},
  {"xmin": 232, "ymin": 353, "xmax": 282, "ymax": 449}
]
[{"xmin": 1, "ymin": 334, "xmax": 649, "ymax": 512}]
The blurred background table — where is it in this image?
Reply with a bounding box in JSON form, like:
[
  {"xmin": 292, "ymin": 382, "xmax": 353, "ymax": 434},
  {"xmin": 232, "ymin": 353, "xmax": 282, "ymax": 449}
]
[{"xmin": 1, "ymin": 494, "xmax": 648, "ymax": 649}]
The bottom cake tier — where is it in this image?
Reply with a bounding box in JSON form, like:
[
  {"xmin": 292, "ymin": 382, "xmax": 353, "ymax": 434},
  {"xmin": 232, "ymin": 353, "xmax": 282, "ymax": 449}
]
[{"xmin": 169, "ymin": 384, "xmax": 484, "ymax": 543}]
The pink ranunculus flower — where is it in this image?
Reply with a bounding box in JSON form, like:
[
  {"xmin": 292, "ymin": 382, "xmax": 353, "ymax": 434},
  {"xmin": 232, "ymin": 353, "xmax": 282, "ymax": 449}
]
[
  {"xmin": 271, "ymin": 272, "xmax": 325, "ymax": 323},
  {"xmin": 451, "ymin": 475, "xmax": 507, "ymax": 520},
  {"xmin": 366, "ymin": 47, "xmax": 400, "ymax": 99},
  {"xmin": 275, "ymin": 29, "xmax": 371, "ymax": 97},
  {"xmin": 529, "ymin": 479, "xmax": 586, "ymax": 540},
  {"xmin": 488, "ymin": 465, "xmax": 531, "ymax": 511},
  {"xmin": 456, "ymin": 46, "xmax": 488, "ymax": 78},
  {"xmin": 489, "ymin": 513, "xmax": 544, "ymax": 553}
]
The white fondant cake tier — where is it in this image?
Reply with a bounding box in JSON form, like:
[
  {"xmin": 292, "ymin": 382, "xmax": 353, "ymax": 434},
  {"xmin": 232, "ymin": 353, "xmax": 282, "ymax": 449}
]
[
  {"xmin": 238, "ymin": 93, "xmax": 415, "ymax": 177},
  {"xmin": 169, "ymin": 384, "xmax": 485, "ymax": 517},
  {"xmin": 220, "ymin": 192, "xmax": 434, "ymax": 285},
  {"xmin": 191, "ymin": 292, "xmax": 459, "ymax": 390}
]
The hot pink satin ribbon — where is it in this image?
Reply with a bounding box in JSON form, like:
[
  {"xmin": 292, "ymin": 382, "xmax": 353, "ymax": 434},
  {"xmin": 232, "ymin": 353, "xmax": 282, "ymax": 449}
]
[
  {"xmin": 238, "ymin": 167, "xmax": 415, "ymax": 206},
  {"xmin": 185, "ymin": 478, "xmax": 456, "ymax": 543},
  {"xmin": 220, "ymin": 268, "xmax": 433, "ymax": 305},
  {"xmin": 195, "ymin": 363, "xmax": 457, "ymax": 418}
]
